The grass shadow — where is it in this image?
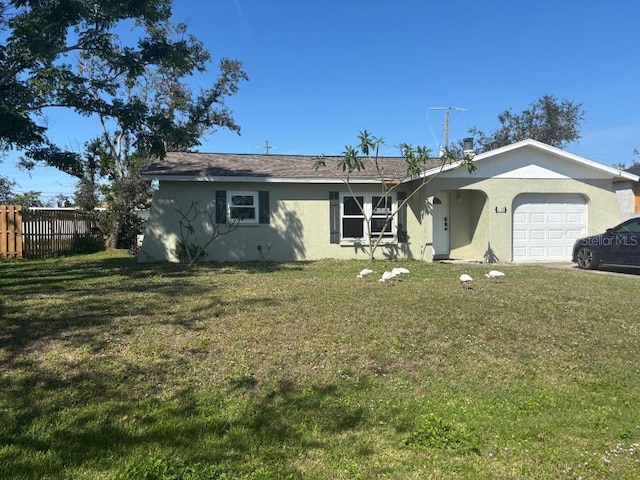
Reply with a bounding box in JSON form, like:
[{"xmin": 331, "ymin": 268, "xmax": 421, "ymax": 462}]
[{"xmin": 1, "ymin": 352, "xmax": 371, "ymax": 478}]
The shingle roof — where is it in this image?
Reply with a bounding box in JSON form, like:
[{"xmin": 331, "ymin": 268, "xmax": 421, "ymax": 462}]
[{"xmin": 143, "ymin": 152, "xmax": 444, "ymax": 181}]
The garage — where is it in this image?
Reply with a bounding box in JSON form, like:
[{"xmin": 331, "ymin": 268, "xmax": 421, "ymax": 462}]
[{"xmin": 512, "ymin": 194, "xmax": 586, "ymax": 262}]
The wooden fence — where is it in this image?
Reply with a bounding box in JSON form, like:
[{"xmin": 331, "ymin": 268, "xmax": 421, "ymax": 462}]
[{"xmin": 1, "ymin": 205, "xmax": 102, "ymax": 259}]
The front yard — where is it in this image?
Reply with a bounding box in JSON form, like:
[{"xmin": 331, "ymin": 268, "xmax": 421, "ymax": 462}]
[{"xmin": 0, "ymin": 251, "xmax": 639, "ymax": 479}]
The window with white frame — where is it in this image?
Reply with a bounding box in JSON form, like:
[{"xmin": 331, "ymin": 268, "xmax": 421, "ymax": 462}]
[
  {"xmin": 227, "ymin": 191, "xmax": 258, "ymax": 224},
  {"xmin": 341, "ymin": 193, "xmax": 396, "ymax": 241}
]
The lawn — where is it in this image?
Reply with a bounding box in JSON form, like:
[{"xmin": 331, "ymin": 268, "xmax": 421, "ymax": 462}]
[{"xmin": 0, "ymin": 251, "xmax": 639, "ymax": 479}]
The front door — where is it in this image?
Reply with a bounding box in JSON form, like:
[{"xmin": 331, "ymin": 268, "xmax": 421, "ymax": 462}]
[{"xmin": 432, "ymin": 194, "xmax": 450, "ymax": 259}]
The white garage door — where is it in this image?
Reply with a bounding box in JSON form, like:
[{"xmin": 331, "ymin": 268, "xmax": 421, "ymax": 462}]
[{"xmin": 512, "ymin": 194, "xmax": 586, "ymax": 262}]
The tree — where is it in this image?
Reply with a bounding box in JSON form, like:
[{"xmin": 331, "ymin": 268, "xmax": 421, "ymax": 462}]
[
  {"xmin": 0, "ymin": 1, "xmax": 248, "ymax": 248},
  {"xmin": 314, "ymin": 130, "xmax": 476, "ymax": 262},
  {"xmin": 73, "ymin": 139, "xmax": 102, "ymax": 212},
  {"xmin": 0, "ymin": 175, "xmax": 17, "ymax": 203},
  {"xmin": 74, "ymin": 29, "xmax": 247, "ymax": 248},
  {"xmin": 0, "ymin": 175, "xmax": 51, "ymax": 206},
  {"xmin": 1, "ymin": 0, "xmax": 247, "ymax": 174},
  {"xmin": 50, "ymin": 193, "xmax": 72, "ymax": 207},
  {"xmin": 97, "ymin": 134, "xmax": 153, "ymax": 248},
  {"xmin": 174, "ymin": 201, "xmax": 239, "ymax": 266},
  {"xmin": 469, "ymin": 95, "xmax": 584, "ymax": 152},
  {"xmin": 9, "ymin": 190, "xmax": 45, "ymax": 208},
  {"xmin": 1, "ymin": 0, "xmax": 165, "ymax": 171},
  {"xmin": 612, "ymin": 149, "xmax": 640, "ymax": 171}
]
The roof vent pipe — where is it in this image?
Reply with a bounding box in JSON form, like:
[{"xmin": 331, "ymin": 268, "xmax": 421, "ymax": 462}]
[{"xmin": 462, "ymin": 137, "xmax": 475, "ymax": 157}]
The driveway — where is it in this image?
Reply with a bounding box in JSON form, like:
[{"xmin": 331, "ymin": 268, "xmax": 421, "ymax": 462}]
[
  {"xmin": 526, "ymin": 262, "xmax": 640, "ymax": 278},
  {"xmin": 441, "ymin": 259, "xmax": 640, "ymax": 278}
]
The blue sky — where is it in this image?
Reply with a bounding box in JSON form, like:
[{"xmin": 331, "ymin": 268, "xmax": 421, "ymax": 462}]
[{"xmin": 3, "ymin": 0, "xmax": 640, "ymax": 202}]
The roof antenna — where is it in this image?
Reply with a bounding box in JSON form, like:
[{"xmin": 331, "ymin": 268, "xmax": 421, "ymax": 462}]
[
  {"xmin": 428, "ymin": 106, "xmax": 468, "ymax": 155},
  {"xmin": 257, "ymin": 139, "xmax": 277, "ymax": 155}
]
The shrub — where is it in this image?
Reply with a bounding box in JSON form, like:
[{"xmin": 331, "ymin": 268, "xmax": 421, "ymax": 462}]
[
  {"xmin": 175, "ymin": 241, "xmax": 207, "ymax": 264},
  {"xmin": 72, "ymin": 234, "xmax": 105, "ymax": 254}
]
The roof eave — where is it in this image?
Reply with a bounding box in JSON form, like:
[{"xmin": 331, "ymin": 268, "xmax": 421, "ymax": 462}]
[
  {"xmin": 141, "ymin": 174, "xmax": 387, "ymax": 184},
  {"xmin": 428, "ymin": 139, "xmax": 640, "ymax": 181},
  {"xmin": 613, "ymin": 172, "xmax": 640, "ymax": 183},
  {"xmin": 407, "ymin": 158, "xmax": 472, "ymax": 182}
]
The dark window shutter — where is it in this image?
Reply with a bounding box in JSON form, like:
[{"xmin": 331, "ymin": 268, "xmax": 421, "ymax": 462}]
[
  {"xmin": 397, "ymin": 191, "xmax": 407, "ymax": 243},
  {"xmin": 215, "ymin": 190, "xmax": 227, "ymax": 223},
  {"xmin": 329, "ymin": 191, "xmax": 340, "ymax": 244},
  {"xmin": 259, "ymin": 191, "xmax": 270, "ymax": 224}
]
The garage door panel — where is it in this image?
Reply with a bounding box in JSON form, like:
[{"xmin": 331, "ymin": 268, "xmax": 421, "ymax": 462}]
[
  {"xmin": 566, "ymin": 229, "xmax": 583, "ymax": 240},
  {"xmin": 566, "ymin": 212, "xmax": 583, "ymax": 223},
  {"xmin": 513, "ymin": 246, "xmax": 527, "ymax": 257},
  {"xmin": 548, "ymin": 246, "xmax": 565, "ymax": 256},
  {"xmin": 513, "ymin": 194, "xmax": 586, "ymax": 262},
  {"xmin": 548, "ymin": 229, "xmax": 564, "ymax": 240},
  {"xmin": 530, "ymin": 213, "xmax": 546, "ymax": 223},
  {"xmin": 513, "ymin": 230, "xmax": 526, "ymax": 241},
  {"xmin": 548, "ymin": 213, "xmax": 564, "ymax": 223},
  {"xmin": 529, "ymin": 246, "xmax": 546, "ymax": 257},
  {"xmin": 530, "ymin": 229, "xmax": 546, "ymax": 240}
]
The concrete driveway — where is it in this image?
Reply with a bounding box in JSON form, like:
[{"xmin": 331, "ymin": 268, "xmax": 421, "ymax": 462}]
[
  {"xmin": 522, "ymin": 261, "xmax": 640, "ymax": 278},
  {"xmin": 441, "ymin": 259, "xmax": 640, "ymax": 278}
]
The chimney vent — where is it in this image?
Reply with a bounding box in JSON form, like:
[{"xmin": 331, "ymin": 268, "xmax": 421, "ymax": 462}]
[{"xmin": 462, "ymin": 137, "xmax": 475, "ymax": 157}]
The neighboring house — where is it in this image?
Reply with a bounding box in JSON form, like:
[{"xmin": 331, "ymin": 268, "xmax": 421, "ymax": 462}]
[
  {"xmin": 139, "ymin": 139, "xmax": 639, "ymax": 264},
  {"xmin": 617, "ymin": 164, "xmax": 640, "ymax": 219}
]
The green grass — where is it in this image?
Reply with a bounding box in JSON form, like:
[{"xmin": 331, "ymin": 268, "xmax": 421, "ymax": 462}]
[{"xmin": 1, "ymin": 251, "xmax": 639, "ymax": 479}]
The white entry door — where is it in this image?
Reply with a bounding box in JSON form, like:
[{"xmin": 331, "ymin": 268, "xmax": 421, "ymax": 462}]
[
  {"xmin": 512, "ymin": 194, "xmax": 586, "ymax": 262},
  {"xmin": 432, "ymin": 194, "xmax": 450, "ymax": 259}
]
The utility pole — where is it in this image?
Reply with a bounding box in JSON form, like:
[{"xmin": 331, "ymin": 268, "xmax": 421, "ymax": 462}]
[{"xmin": 428, "ymin": 106, "xmax": 468, "ymax": 149}]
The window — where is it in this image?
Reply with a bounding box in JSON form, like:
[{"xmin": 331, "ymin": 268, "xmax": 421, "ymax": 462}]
[
  {"xmin": 614, "ymin": 219, "xmax": 640, "ymax": 234},
  {"xmin": 341, "ymin": 193, "xmax": 396, "ymax": 241},
  {"xmin": 371, "ymin": 195, "xmax": 393, "ymax": 238},
  {"xmin": 216, "ymin": 190, "xmax": 269, "ymax": 225},
  {"xmin": 342, "ymin": 196, "xmax": 364, "ymax": 238},
  {"xmin": 227, "ymin": 191, "xmax": 258, "ymax": 224}
]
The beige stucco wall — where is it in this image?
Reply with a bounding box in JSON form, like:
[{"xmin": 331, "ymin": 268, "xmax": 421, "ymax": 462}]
[{"xmin": 139, "ymin": 181, "xmax": 426, "ymax": 262}]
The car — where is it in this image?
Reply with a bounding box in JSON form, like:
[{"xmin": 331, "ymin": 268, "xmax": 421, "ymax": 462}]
[{"xmin": 572, "ymin": 217, "xmax": 640, "ymax": 269}]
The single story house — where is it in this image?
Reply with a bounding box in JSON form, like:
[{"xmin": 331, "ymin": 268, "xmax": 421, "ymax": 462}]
[{"xmin": 139, "ymin": 139, "xmax": 639, "ymax": 264}]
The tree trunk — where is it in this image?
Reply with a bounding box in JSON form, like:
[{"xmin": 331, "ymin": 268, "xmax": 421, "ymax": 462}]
[{"xmin": 109, "ymin": 218, "xmax": 121, "ymax": 249}]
